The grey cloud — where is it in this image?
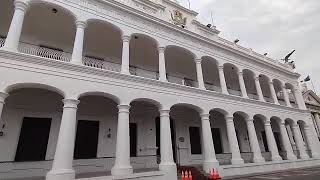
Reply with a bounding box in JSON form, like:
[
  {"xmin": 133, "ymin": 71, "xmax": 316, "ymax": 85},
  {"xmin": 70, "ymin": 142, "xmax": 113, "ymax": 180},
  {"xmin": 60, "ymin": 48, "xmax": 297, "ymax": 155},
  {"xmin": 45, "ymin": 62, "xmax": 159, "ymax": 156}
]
[{"xmin": 185, "ymin": 0, "xmax": 320, "ymax": 93}]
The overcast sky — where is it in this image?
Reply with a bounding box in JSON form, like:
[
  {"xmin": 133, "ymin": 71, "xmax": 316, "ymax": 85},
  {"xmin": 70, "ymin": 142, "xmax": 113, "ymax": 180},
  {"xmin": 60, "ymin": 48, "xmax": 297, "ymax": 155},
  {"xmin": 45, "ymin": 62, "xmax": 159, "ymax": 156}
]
[{"xmin": 176, "ymin": 0, "xmax": 320, "ymax": 94}]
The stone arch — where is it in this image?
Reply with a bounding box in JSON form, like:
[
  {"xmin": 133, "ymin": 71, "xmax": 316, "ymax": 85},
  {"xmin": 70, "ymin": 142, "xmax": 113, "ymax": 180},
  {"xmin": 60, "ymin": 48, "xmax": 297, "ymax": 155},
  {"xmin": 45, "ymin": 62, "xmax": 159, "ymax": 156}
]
[
  {"xmin": 21, "ymin": 0, "xmax": 77, "ymax": 57},
  {"xmin": 272, "ymin": 79, "xmax": 284, "ymax": 105},
  {"xmin": 201, "ymin": 56, "xmax": 220, "ymax": 92},
  {"xmin": 258, "ymin": 74, "xmax": 272, "ymax": 102},
  {"xmin": 28, "ymin": 0, "xmax": 77, "ymax": 20},
  {"xmin": 223, "ymin": 63, "xmax": 240, "ymax": 96},
  {"xmin": 130, "ymin": 98, "xmax": 162, "ymax": 110},
  {"xmin": 4, "ymin": 82, "xmax": 65, "ymax": 98},
  {"xmin": 243, "ymin": 69, "xmax": 256, "ymax": 99},
  {"xmin": 129, "ymin": 33, "xmax": 159, "ymax": 79},
  {"xmin": 82, "ymin": 19, "xmax": 123, "ymax": 71},
  {"xmin": 170, "ymin": 103, "xmax": 203, "ymax": 114},
  {"xmin": 77, "ymin": 91, "xmax": 120, "ymax": 104},
  {"xmin": 164, "ymin": 45, "xmax": 197, "ymax": 87}
]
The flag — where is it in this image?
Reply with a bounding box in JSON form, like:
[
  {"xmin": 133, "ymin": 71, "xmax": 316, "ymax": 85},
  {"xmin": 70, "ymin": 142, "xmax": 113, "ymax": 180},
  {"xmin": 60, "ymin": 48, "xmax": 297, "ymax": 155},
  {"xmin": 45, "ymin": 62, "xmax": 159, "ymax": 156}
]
[{"xmin": 304, "ymin": 75, "xmax": 311, "ymax": 82}]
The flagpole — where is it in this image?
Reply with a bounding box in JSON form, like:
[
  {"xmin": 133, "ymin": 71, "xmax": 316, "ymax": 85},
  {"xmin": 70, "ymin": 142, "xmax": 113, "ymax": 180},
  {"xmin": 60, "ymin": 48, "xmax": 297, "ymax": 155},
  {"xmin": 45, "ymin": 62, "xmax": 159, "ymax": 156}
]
[{"xmin": 311, "ymin": 79, "xmax": 317, "ymax": 95}]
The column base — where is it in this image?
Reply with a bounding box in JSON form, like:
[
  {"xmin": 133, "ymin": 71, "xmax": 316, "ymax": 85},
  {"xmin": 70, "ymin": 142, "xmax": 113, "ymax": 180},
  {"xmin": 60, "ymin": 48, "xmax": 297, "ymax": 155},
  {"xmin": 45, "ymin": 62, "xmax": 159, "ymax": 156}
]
[
  {"xmin": 1, "ymin": 46, "xmax": 18, "ymax": 52},
  {"xmin": 159, "ymin": 162, "xmax": 177, "ymax": 180},
  {"xmin": 271, "ymin": 155, "xmax": 283, "ymax": 162},
  {"xmin": 286, "ymin": 154, "xmax": 297, "ymax": 160},
  {"xmin": 299, "ymin": 153, "xmax": 310, "ymax": 159},
  {"xmin": 46, "ymin": 169, "xmax": 75, "ymax": 180},
  {"xmin": 231, "ymin": 158, "xmax": 244, "ymax": 165},
  {"xmin": 70, "ymin": 60, "xmax": 83, "ymax": 65},
  {"xmin": 111, "ymin": 165, "xmax": 133, "ymax": 176},
  {"xmin": 253, "ymin": 156, "xmax": 265, "ymax": 163},
  {"xmin": 202, "ymin": 160, "xmax": 220, "ymax": 173}
]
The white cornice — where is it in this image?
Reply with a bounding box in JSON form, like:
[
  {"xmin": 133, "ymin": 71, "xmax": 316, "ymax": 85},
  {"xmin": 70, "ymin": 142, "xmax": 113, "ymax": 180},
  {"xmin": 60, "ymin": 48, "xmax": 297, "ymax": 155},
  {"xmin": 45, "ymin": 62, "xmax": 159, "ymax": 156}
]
[
  {"xmin": 162, "ymin": 0, "xmax": 198, "ymax": 16},
  {"xmin": 0, "ymin": 50, "xmax": 308, "ymax": 116}
]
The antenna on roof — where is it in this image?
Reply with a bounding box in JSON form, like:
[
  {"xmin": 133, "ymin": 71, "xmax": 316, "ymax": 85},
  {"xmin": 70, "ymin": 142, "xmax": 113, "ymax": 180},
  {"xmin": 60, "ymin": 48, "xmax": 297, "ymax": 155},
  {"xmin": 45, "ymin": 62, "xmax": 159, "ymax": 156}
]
[
  {"xmin": 210, "ymin": 11, "xmax": 214, "ymax": 26},
  {"xmin": 187, "ymin": 0, "xmax": 191, "ymax": 9}
]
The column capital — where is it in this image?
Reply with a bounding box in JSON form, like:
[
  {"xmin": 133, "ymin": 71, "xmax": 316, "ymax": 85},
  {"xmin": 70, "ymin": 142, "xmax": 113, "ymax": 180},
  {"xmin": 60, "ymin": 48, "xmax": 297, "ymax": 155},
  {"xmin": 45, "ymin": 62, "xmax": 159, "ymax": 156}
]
[
  {"xmin": 264, "ymin": 120, "xmax": 271, "ymax": 126},
  {"xmin": 62, "ymin": 99, "xmax": 80, "ymax": 108},
  {"xmin": 218, "ymin": 65, "xmax": 224, "ymax": 70},
  {"xmin": 122, "ymin": 35, "xmax": 131, "ymax": 43},
  {"xmin": 14, "ymin": 0, "xmax": 29, "ymax": 12},
  {"xmin": 226, "ymin": 116, "xmax": 234, "ymax": 123},
  {"xmin": 269, "ymin": 81, "xmax": 274, "ymax": 85},
  {"xmin": 117, "ymin": 104, "xmax": 131, "ymax": 112},
  {"xmin": 0, "ymin": 92, "xmax": 9, "ymax": 104},
  {"xmin": 238, "ymin": 71, "xmax": 243, "ymax": 76},
  {"xmin": 75, "ymin": 20, "xmax": 87, "ymax": 29},
  {"xmin": 158, "ymin": 46, "xmax": 166, "ymax": 53},
  {"xmin": 254, "ymin": 76, "xmax": 260, "ymax": 81},
  {"xmin": 247, "ymin": 119, "xmax": 254, "ymax": 123},
  {"xmin": 160, "ymin": 110, "xmax": 170, "ymax": 117},
  {"xmin": 195, "ymin": 58, "xmax": 202, "ymax": 64},
  {"xmin": 200, "ymin": 114, "xmax": 210, "ymax": 121}
]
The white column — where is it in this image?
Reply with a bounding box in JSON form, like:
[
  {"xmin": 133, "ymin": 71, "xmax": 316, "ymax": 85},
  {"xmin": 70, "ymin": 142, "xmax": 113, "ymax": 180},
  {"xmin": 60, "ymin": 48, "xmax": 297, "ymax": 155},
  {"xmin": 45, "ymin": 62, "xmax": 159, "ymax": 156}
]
[
  {"xmin": 292, "ymin": 123, "xmax": 309, "ymax": 159},
  {"xmin": 121, "ymin": 35, "xmax": 131, "ymax": 75},
  {"xmin": 314, "ymin": 113, "xmax": 320, "ymax": 136},
  {"xmin": 225, "ymin": 116, "xmax": 244, "ymax": 164},
  {"xmin": 254, "ymin": 76, "xmax": 265, "ymax": 102},
  {"xmin": 2, "ymin": 1, "xmax": 28, "ymax": 51},
  {"xmin": 159, "ymin": 110, "xmax": 177, "ymax": 180},
  {"xmin": 302, "ymin": 125, "xmax": 320, "ymax": 158},
  {"xmin": 282, "ymin": 85, "xmax": 292, "ymax": 107},
  {"xmin": 264, "ymin": 120, "xmax": 282, "ymax": 161},
  {"xmin": 158, "ymin": 47, "xmax": 167, "ymax": 82},
  {"xmin": 46, "ymin": 99, "xmax": 80, "ymax": 180},
  {"xmin": 218, "ymin": 65, "xmax": 228, "ymax": 94},
  {"xmin": 293, "ymin": 88, "xmax": 307, "ymax": 110},
  {"xmin": 269, "ymin": 81, "xmax": 280, "ymax": 105},
  {"xmin": 195, "ymin": 59, "xmax": 205, "ymax": 89},
  {"xmin": 279, "ymin": 122, "xmax": 297, "ymax": 160},
  {"xmin": 0, "ymin": 93, "xmax": 9, "ymax": 128},
  {"xmin": 238, "ymin": 71, "xmax": 248, "ymax": 98},
  {"xmin": 71, "ymin": 21, "xmax": 87, "ymax": 64},
  {"xmin": 201, "ymin": 114, "xmax": 219, "ymax": 173},
  {"xmin": 246, "ymin": 119, "xmax": 265, "ymax": 163},
  {"xmin": 111, "ymin": 105, "xmax": 133, "ymax": 175}
]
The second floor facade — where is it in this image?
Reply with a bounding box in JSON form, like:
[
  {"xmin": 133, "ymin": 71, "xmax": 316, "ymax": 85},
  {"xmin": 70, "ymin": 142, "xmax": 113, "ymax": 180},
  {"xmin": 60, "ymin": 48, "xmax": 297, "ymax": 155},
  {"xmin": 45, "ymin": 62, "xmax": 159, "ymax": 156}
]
[{"xmin": 0, "ymin": 0, "xmax": 307, "ymax": 112}]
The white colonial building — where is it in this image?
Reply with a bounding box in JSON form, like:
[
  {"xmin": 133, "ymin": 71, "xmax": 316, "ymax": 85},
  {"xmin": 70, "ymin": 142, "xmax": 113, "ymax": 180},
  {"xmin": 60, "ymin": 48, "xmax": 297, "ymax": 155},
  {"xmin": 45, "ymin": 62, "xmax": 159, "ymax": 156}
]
[{"xmin": 0, "ymin": 0, "xmax": 320, "ymax": 180}]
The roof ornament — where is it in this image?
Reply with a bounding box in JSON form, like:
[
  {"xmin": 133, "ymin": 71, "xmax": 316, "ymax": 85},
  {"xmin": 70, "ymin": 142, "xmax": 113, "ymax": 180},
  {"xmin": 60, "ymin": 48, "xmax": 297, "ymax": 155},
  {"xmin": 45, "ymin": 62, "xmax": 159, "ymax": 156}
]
[
  {"xmin": 282, "ymin": 50, "xmax": 296, "ymax": 69},
  {"xmin": 171, "ymin": 10, "xmax": 187, "ymax": 28}
]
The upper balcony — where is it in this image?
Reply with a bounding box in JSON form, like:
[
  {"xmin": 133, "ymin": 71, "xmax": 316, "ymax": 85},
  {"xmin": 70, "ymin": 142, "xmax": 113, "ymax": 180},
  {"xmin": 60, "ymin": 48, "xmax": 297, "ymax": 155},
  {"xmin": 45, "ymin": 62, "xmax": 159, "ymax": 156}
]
[{"xmin": 0, "ymin": 0, "xmax": 305, "ymax": 111}]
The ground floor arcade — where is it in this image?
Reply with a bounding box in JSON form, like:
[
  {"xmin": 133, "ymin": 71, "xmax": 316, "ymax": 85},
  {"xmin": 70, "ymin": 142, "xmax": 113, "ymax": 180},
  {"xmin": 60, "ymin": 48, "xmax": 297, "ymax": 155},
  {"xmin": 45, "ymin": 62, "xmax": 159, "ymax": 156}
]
[{"xmin": 0, "ymin": 87, "xmax": 320, "ymax": 180}]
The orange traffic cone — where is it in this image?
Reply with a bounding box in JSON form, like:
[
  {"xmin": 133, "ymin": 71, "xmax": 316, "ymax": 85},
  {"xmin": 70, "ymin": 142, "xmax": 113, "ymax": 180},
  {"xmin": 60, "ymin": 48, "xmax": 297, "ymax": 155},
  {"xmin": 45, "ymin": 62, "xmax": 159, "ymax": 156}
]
[
  {"xmin": 188, "ymin": 170, "xmax": 193, "ymax": 180},
  {"xmin": 209, "ymin": 168, "xmax": 214, "ymax": 179},
  {"xmin": 213, "ymin": 168, "xmax": 221, "ymax": 180},
  {"xmin": 185, "ymin": 170, "xmax": 190, "ymax": 180},
  {"xmin": 181, "ymin": 170, "xmax": 185, "ymax": 180}
]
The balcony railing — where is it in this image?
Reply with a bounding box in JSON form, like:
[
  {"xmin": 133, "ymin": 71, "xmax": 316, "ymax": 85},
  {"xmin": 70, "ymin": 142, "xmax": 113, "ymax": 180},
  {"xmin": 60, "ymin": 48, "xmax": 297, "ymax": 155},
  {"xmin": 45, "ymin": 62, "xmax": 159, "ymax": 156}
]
[
  {"xmin": 0, "ymin": 37, "xmax": 5, "ymax": 48},
  {"xmin": 18, "ymin": 43, "xmax": 71, "ymax": 62}
]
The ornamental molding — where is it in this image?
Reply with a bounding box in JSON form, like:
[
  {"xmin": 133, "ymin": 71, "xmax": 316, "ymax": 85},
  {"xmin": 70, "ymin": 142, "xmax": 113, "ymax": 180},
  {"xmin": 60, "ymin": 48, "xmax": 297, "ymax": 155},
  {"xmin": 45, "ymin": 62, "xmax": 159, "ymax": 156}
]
[
  {"xmin": 56, "ymin": 0, "xmax": 299, "ymax": 82},
  {"xmin": 0, "ymin": 50, "xmax": 309, "ymax": 121}
]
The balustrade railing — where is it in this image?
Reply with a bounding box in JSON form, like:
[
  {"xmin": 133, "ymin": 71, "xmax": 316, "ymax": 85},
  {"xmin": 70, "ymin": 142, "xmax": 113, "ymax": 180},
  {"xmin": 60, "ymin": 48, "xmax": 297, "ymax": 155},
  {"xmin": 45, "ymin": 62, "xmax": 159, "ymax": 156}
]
[
  {"xmin": 0, "ymin": 37, "xmax": 5, "ymax": 48},
  {"xmin": 18, "ymin": 43, "xmax": 71, "ymax": 62}
]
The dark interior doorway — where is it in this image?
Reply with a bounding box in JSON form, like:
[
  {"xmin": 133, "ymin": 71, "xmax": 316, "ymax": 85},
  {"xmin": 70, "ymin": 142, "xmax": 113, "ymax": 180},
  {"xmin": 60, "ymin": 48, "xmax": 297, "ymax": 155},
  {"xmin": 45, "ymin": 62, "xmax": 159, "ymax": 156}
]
[
  {"xmin": 189, "ymin": 127, "xmax": 202, "ymax": 154},
  {"xmin": 261, "ymin": 131, "xmax": 269, "ymax": 152},
  {"xmin": 15, "ymin": 117, "xmax": 52, "ymax": 162},
  {"xmin": 74, "ymin": 120, "xmax": 99, "ymax": 159},
  {"xmin": 130, "ymin": 123, "xmax": 137, "ymax": 157},
  {"xmin": 211, "ymin": 128, "xmax": 223, "ymax": 154}
]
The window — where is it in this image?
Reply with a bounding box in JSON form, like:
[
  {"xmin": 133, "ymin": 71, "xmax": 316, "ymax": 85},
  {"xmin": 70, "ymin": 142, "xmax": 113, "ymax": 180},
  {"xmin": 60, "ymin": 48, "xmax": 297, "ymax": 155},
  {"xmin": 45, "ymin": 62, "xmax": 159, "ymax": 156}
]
[{"xmin": 189, "ymin": 127, "xmax": 202, "ymax": 154}]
